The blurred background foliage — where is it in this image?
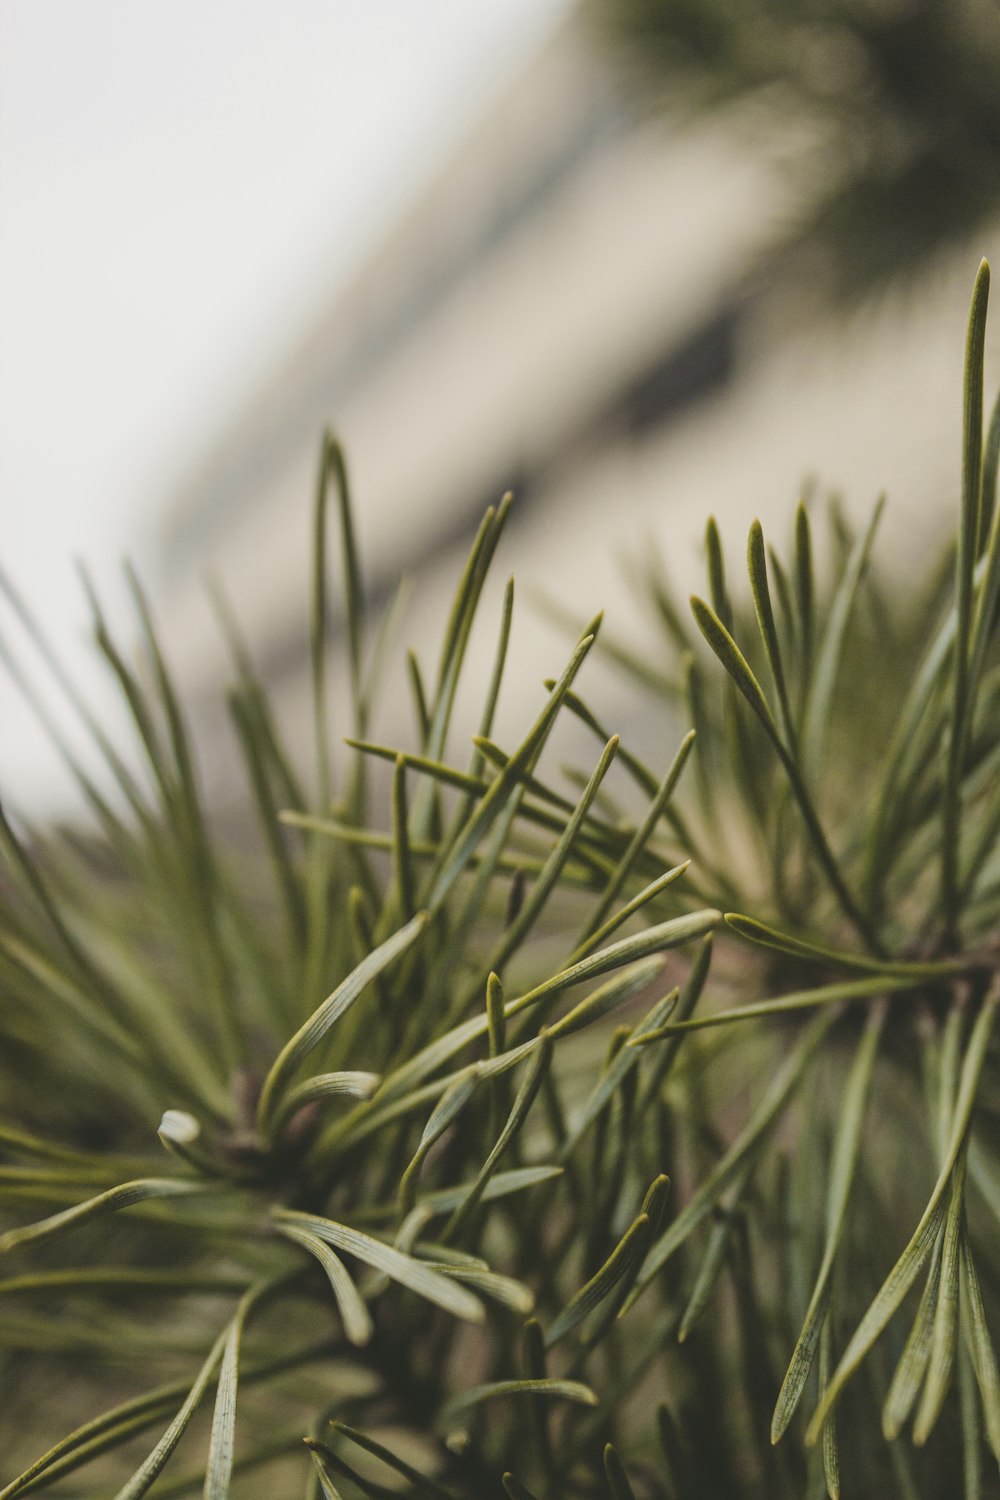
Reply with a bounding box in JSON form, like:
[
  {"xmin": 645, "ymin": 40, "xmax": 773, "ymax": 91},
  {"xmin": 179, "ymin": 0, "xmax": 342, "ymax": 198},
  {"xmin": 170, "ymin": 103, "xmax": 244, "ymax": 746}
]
[{"xmin": 594, "ymin": 0, "xmax": 1000, "ymax": 298}]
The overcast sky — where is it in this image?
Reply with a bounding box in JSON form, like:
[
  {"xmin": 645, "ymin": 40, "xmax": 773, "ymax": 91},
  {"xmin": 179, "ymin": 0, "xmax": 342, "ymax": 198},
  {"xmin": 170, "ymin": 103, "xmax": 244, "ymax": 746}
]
[{"xmin": 0, "ymin": 0, "xmax": 571, "ymax": 811}]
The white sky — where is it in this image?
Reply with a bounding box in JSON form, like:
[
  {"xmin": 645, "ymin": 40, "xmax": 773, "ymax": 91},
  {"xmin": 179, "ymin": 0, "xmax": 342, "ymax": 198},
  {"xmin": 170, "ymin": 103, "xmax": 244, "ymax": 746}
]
[{"xmin": 0, "ymin": 0, "xmax": 571, "ymax": 813}]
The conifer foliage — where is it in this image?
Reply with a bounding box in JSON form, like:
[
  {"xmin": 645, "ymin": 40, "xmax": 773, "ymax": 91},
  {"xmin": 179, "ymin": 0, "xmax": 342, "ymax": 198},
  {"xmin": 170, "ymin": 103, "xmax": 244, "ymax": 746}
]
[{"xmin": 1, "ymin": 268, "xmax": 999, "ymax": 1496}]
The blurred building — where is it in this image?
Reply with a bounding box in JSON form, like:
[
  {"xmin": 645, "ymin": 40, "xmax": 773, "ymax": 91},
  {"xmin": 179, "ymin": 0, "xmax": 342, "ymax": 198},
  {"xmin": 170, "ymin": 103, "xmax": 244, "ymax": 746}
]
[{"xmin": 154, "ymin": 7, "xmax": 998, "ymax": 791}]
